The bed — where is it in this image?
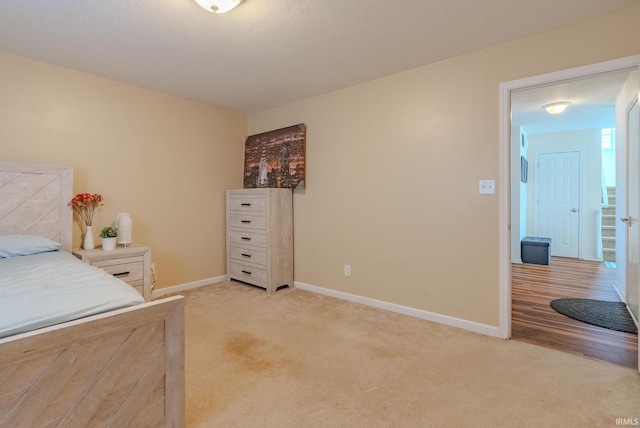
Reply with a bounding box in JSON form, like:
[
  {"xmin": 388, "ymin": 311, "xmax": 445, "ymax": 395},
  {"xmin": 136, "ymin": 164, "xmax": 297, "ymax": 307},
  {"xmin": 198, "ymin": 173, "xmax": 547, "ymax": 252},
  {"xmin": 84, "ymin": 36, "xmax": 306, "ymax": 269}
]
[{"xmin": 0, "ymin": 161, "xmax": 184, "ymax": 427}]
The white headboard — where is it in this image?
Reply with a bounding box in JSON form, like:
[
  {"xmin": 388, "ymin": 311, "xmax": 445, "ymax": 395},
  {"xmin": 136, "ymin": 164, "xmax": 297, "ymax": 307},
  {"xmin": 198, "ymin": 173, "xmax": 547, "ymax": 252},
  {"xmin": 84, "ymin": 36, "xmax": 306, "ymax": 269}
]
[{"xmin": 0, "ymin": 161, "xmax": 73, "ymax": 252}]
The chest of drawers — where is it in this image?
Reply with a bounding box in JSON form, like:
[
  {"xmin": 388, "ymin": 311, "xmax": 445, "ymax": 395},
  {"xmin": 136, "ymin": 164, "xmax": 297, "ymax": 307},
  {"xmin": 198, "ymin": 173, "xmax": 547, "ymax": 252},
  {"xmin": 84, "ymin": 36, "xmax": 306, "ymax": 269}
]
[
  {"xmin": 73, "ymin": 245, "xmax": 152, "ymax": 302},
  {"xmin": 226, "ymin": 188, "xmax": 293, "ymax": 293}
]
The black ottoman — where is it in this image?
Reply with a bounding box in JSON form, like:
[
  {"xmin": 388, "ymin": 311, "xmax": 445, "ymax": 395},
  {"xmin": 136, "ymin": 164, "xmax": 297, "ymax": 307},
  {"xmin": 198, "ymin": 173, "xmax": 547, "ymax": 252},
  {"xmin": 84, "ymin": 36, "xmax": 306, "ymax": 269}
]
[{"xmin": 521, "ymin": 237, "xmax": 552, "ymax": 265}]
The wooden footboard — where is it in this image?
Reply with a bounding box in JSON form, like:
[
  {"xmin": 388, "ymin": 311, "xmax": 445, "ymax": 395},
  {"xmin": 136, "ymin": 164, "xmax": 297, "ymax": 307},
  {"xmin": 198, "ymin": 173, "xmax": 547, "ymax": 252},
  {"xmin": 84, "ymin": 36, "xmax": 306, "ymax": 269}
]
[{"xmin": 0, "ymin": 296, "xmax": 184, "ymax": 428}]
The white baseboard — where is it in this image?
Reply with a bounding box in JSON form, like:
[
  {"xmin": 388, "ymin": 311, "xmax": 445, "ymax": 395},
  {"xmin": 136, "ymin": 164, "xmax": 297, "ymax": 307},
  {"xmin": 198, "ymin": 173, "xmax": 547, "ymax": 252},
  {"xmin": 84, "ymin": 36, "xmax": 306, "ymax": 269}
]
[
  {"xmin": 151, "ymin": 275, "xmax": 227, "ymax": 299},
  {"xmin": 611, "ymin": 281, "xmax": 625, "ymax": 302},
  {"xmin": 582, "ymin": 256, "xmax": 603, "ymax": 262},
  {"xmin": 152, "ymin": 276, "xmax": 502, "ymax": 338},
  {"xmin": 294, "ymin": 281, "xmax": 501, "ymax": 338},
  {"xmin": 604, "ymin": 282, "xmax": 637, "ymax": 328},
  {"xmin": 628, "ymin": 305, "xmax": 639, "ymax": 327}
]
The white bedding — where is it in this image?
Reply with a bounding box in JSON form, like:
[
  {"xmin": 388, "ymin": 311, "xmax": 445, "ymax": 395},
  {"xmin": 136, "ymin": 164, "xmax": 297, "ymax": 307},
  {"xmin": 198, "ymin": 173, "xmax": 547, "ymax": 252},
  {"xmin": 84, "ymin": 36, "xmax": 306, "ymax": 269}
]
[{"xmin": 0, "ymin": 250, "xmax": 144, "ymax": 338}]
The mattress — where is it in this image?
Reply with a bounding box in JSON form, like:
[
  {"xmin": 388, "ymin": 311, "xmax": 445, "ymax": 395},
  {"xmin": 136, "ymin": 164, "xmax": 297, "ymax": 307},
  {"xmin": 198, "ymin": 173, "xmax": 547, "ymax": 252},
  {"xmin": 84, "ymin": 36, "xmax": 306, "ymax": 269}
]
[{"xmin": 0, "ymin": 249, "xmax": 144, "ymax": 338}]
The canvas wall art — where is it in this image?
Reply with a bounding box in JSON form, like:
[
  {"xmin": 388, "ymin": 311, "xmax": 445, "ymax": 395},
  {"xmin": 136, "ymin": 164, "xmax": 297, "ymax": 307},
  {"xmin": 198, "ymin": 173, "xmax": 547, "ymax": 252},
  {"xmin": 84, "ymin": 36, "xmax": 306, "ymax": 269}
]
[{"xmin": 243, "ymin": 123, "xmax": 306, "ymax": 190}]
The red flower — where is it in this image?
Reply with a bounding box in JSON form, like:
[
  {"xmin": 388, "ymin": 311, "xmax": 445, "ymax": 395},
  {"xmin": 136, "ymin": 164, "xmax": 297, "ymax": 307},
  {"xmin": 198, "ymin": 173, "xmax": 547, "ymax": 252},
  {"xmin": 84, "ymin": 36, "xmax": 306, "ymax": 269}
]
[{"xmin": 68, "ymin": 193, "xmax": 103, "ymax": 226}]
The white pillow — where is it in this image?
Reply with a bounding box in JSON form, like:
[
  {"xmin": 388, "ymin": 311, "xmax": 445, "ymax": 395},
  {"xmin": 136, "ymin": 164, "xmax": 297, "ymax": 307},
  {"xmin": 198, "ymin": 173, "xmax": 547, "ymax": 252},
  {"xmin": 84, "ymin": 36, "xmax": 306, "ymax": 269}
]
[{"xmin": 0, "ymin": 235, "xmax": 62, "ymax": 258}]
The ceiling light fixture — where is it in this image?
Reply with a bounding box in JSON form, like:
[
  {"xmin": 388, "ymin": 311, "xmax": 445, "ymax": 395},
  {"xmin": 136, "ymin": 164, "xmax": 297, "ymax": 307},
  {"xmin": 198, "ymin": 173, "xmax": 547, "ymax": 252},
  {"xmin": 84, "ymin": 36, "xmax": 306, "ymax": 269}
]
[
  {"xmin": 193, "ymin": 0, "xmax": 243, "ymax": 13},
  {"xmin": 542, "ymin": 101, "xmax": 571, "ymax": 115}
]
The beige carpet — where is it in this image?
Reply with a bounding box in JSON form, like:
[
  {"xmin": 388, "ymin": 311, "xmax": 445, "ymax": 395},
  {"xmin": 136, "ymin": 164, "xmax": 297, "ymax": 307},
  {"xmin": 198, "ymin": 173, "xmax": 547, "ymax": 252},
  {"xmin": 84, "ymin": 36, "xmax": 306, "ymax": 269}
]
[{"xmin": 180, "ymin": 282, "xmax": 640, "ymax": 427}]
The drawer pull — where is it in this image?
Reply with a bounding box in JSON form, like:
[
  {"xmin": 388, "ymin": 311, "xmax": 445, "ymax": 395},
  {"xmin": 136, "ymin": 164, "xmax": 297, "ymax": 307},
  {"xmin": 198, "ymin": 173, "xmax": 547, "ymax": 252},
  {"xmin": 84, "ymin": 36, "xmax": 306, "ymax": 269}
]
[
  {"xmin": 241, "ymin": 220, "xmax": 251, "ymax": 223},
  {"xmin": 241, "ymin": 203, "xmax": 251, "ymax": 206},
  {"xmin": 113, "ymin": 271, "xmax": 130, "ymax": 277},
  {"xmin": 241, "ymin": 270, "xmax": 252, "ymax": 275},
  {"xmin": 241, "ymin": 253, "xmax": 252, "ymax": 258},
  {"xmin": 241, "ymin": 237, "xmax": 251, "ymax": 241}
]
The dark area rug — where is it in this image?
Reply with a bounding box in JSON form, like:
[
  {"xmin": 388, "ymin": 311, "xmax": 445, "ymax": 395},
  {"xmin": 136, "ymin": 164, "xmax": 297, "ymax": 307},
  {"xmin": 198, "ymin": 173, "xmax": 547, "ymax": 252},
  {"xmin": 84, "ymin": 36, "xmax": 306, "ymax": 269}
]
[{"xmin": 550, "ymin": 298, "xmax": 637, "ymax": 334}]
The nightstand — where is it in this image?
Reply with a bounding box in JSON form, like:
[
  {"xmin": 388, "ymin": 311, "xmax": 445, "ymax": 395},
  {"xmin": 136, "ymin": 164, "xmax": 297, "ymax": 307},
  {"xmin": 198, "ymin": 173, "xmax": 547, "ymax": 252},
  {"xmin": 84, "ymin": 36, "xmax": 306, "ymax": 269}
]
[{"xmin": 73, "ymin": 246, "xmax": 152, "ymax": 302}]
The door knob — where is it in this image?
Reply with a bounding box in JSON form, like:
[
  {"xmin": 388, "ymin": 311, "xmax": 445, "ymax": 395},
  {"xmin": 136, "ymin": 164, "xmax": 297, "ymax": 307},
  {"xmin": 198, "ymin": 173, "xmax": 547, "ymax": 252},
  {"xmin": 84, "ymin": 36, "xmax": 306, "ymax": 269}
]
[
  {"xmin": 571, "ymin": 208, "xmax": 577, "ymax": 212},
  {"xmin": 621, "ymin": 216, "xmax": 636, "ymax": 226}
]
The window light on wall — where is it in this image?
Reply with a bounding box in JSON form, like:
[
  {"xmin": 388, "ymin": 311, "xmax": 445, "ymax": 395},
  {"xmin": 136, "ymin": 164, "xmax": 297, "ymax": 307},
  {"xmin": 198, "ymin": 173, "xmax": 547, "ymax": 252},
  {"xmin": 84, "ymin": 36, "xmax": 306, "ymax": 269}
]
[{"xmin": 602, "ymin": 128, "xmax": 615, "ymax": 150}]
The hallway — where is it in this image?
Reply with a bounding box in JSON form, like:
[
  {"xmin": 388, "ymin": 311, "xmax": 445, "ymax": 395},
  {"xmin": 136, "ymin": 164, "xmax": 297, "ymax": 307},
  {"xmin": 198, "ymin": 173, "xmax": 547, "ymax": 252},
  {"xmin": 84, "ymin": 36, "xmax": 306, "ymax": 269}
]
[{"xmin": 512, "ymin": 257, "xmax": 638, "ymax": 368}]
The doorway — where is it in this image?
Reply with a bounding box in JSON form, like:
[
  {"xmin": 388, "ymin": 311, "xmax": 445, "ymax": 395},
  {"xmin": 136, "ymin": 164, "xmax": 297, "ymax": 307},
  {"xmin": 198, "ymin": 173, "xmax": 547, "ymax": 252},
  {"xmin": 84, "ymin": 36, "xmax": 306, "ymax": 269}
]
[
  {"xmin": 498, "ymin": 55, "xmax": 640, "ymax": 371},
  {"xmin": 536, "ymin": 151, "xmax": 581, "ymax": 258}
]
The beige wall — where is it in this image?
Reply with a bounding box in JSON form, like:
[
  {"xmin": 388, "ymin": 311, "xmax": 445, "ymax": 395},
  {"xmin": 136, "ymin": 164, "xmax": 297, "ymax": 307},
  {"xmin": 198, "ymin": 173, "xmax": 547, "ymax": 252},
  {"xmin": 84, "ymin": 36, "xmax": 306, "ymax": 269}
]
[
  {"xmin": 0, "ymin": 51, "xmax": 246, "ymax": 289},
  {"xmin": 248, "ymin": 6, "xmax": 640, "ymax": 326},
  {"xmin": 2, "ymin": 6, "xmax": 639, "ymax": 327}
]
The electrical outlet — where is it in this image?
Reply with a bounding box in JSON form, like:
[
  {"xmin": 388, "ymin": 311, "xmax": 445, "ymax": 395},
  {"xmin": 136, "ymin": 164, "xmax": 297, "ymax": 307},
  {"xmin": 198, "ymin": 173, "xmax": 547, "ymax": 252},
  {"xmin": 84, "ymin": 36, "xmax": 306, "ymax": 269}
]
[
  {"xmin": 479, "ymin": 179, "xmax": 496, "ymax": 195},
  {"xmin": 344, "ymin": 264, "xmax": 351, "ymax": 277}
]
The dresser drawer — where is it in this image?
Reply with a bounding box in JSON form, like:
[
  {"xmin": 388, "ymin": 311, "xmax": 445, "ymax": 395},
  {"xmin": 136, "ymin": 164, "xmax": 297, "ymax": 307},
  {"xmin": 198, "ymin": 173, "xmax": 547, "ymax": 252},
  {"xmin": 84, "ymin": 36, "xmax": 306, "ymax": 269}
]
[
  {"xmin": 93, "ymin": 257, "xmax": 144, "ymax": 283},
  {"xmin": 228, "ymin": 196, "xmax": 267, "ymax": 213},
  {"xmin": 227, "ymin": 229, "xmax": 267, "ymax": 247},
  {"xmin": 229, "ymin": 244, "xmax": 267, "ymax": 266},
  {"xmin": 228, "ymin": 213, "xmax": 267, "ymax": 230},
  {"xmin": 229, "ymin": 261, "xmax": 267, "ymax": 287}
]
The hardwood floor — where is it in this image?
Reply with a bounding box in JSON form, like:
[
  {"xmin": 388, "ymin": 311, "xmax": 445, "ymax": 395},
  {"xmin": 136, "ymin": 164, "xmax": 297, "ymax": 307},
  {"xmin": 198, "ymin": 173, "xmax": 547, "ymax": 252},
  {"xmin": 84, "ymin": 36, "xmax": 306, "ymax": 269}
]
[{"xmin": 511, "ymin": 257, "xmax": 638, "ymax": 369}]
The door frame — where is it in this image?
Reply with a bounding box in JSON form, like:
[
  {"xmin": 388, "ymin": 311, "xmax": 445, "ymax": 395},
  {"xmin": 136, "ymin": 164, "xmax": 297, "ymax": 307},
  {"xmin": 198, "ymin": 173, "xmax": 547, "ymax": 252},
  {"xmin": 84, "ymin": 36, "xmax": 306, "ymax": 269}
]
[
  {"xmin": 625, "ymin": 98, "xmax": 640, "ymax": 320},
  {"xmin": 498, "ymin": 54, "xmax": 640, "ymax": 341}
]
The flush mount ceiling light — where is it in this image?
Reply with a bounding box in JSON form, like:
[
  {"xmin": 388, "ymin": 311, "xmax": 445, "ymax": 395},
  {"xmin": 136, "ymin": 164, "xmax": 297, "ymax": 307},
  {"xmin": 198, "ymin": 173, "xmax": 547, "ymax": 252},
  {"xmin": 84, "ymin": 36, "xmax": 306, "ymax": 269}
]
[
  {"xmin": 542, "ymin": 101, "xmax": 571, "ymax": 115},
  {"xmin": 193, "ymin": 0, "xmax": 243, "ymax": 13}
]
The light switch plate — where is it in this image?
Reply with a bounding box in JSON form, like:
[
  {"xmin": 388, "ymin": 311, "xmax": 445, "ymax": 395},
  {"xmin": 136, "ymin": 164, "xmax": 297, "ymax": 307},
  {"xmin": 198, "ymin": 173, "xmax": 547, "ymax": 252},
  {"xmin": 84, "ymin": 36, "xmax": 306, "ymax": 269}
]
[{"xmin": 479, "ymin": 180, "xmax": 495, "ymax": 195}]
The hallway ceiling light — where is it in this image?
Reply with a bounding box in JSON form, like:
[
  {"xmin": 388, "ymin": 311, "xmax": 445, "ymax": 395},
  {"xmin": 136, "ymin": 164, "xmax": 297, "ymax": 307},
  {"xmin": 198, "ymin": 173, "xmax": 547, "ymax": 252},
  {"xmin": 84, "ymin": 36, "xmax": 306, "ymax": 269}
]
[
  {"xmin": 193, "ymin": 0, "xmax": 243, "ymax": 13},
  {"xmin": 543, "ymin": 101, "xmax": 571, "ymax": 115}
]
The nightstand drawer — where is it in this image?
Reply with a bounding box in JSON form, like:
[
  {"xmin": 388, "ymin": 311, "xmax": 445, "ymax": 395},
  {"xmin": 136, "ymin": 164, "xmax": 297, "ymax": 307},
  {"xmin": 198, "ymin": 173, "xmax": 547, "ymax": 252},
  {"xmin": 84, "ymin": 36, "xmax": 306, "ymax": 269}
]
[
  {"xmin": 229, "ymin": 261, "xmax": 267, "ymax": 287},
  {"xmin": 93, "ymin": 258, "xmax": 144, "ymax": 283},
  {"xmin": 228, "ymin": 196, "xmax": 267, "ymax": 213},
  {"xmin": 72, "ymin": 246, "xmax": 152, "ymax": 302},
  {"xmin": 229, "ymin": 245, "xmax": 267, "ymax": 266},
  {"xmin": 228, "ymin": 213, "xmax": 267, "ymax": 230}
]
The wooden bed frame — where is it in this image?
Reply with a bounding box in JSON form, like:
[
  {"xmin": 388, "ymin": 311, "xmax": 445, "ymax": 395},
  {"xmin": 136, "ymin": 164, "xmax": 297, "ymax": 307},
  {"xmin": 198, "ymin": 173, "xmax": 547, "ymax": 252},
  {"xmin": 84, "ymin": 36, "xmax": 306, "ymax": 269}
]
[{"xmin": 0, "ymin": 161, "xmax": 185, "ymax": 427}]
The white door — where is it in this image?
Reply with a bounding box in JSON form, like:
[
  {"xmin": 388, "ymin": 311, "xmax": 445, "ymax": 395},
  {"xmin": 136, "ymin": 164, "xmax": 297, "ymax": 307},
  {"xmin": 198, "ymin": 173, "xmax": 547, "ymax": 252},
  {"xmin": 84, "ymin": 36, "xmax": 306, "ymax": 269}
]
[
  {"xmin": 624, "ymin": 100, "xmax": 639, "ymax": 320},
  {"xmin": 536, "ymin": 151, "xmax": 580, "ymax": 258}
]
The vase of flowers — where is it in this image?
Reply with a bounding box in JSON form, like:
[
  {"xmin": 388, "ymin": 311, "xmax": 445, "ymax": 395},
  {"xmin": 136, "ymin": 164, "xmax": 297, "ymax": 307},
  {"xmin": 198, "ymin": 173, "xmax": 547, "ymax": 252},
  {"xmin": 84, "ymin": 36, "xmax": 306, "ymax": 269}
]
[
  {"xmin": 68, "ymin": 193, "xmax": 103, "ymax": 249},
  {"xmin": 99, "ymin": 226, "xmax": 118, "ymax": 251}
]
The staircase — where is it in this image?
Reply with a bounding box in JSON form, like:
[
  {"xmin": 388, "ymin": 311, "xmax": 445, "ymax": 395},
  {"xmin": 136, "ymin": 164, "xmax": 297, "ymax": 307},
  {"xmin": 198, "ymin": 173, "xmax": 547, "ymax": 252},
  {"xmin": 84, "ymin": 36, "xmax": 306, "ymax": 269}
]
[{"xmin": 602, "ymin": 186, "xmax": 616, "ymax": 263}]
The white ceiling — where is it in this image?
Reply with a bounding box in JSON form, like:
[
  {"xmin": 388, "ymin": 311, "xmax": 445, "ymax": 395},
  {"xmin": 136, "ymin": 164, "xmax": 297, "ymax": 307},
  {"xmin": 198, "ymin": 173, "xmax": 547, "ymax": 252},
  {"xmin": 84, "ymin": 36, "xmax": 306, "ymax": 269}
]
[
  {"xmin": 512, "ymin": 70, "xmax": 634, "ymax": 136},
  {"xmin": 0, "ymin": 0, "xmax": 638, "ymax": 114}
]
